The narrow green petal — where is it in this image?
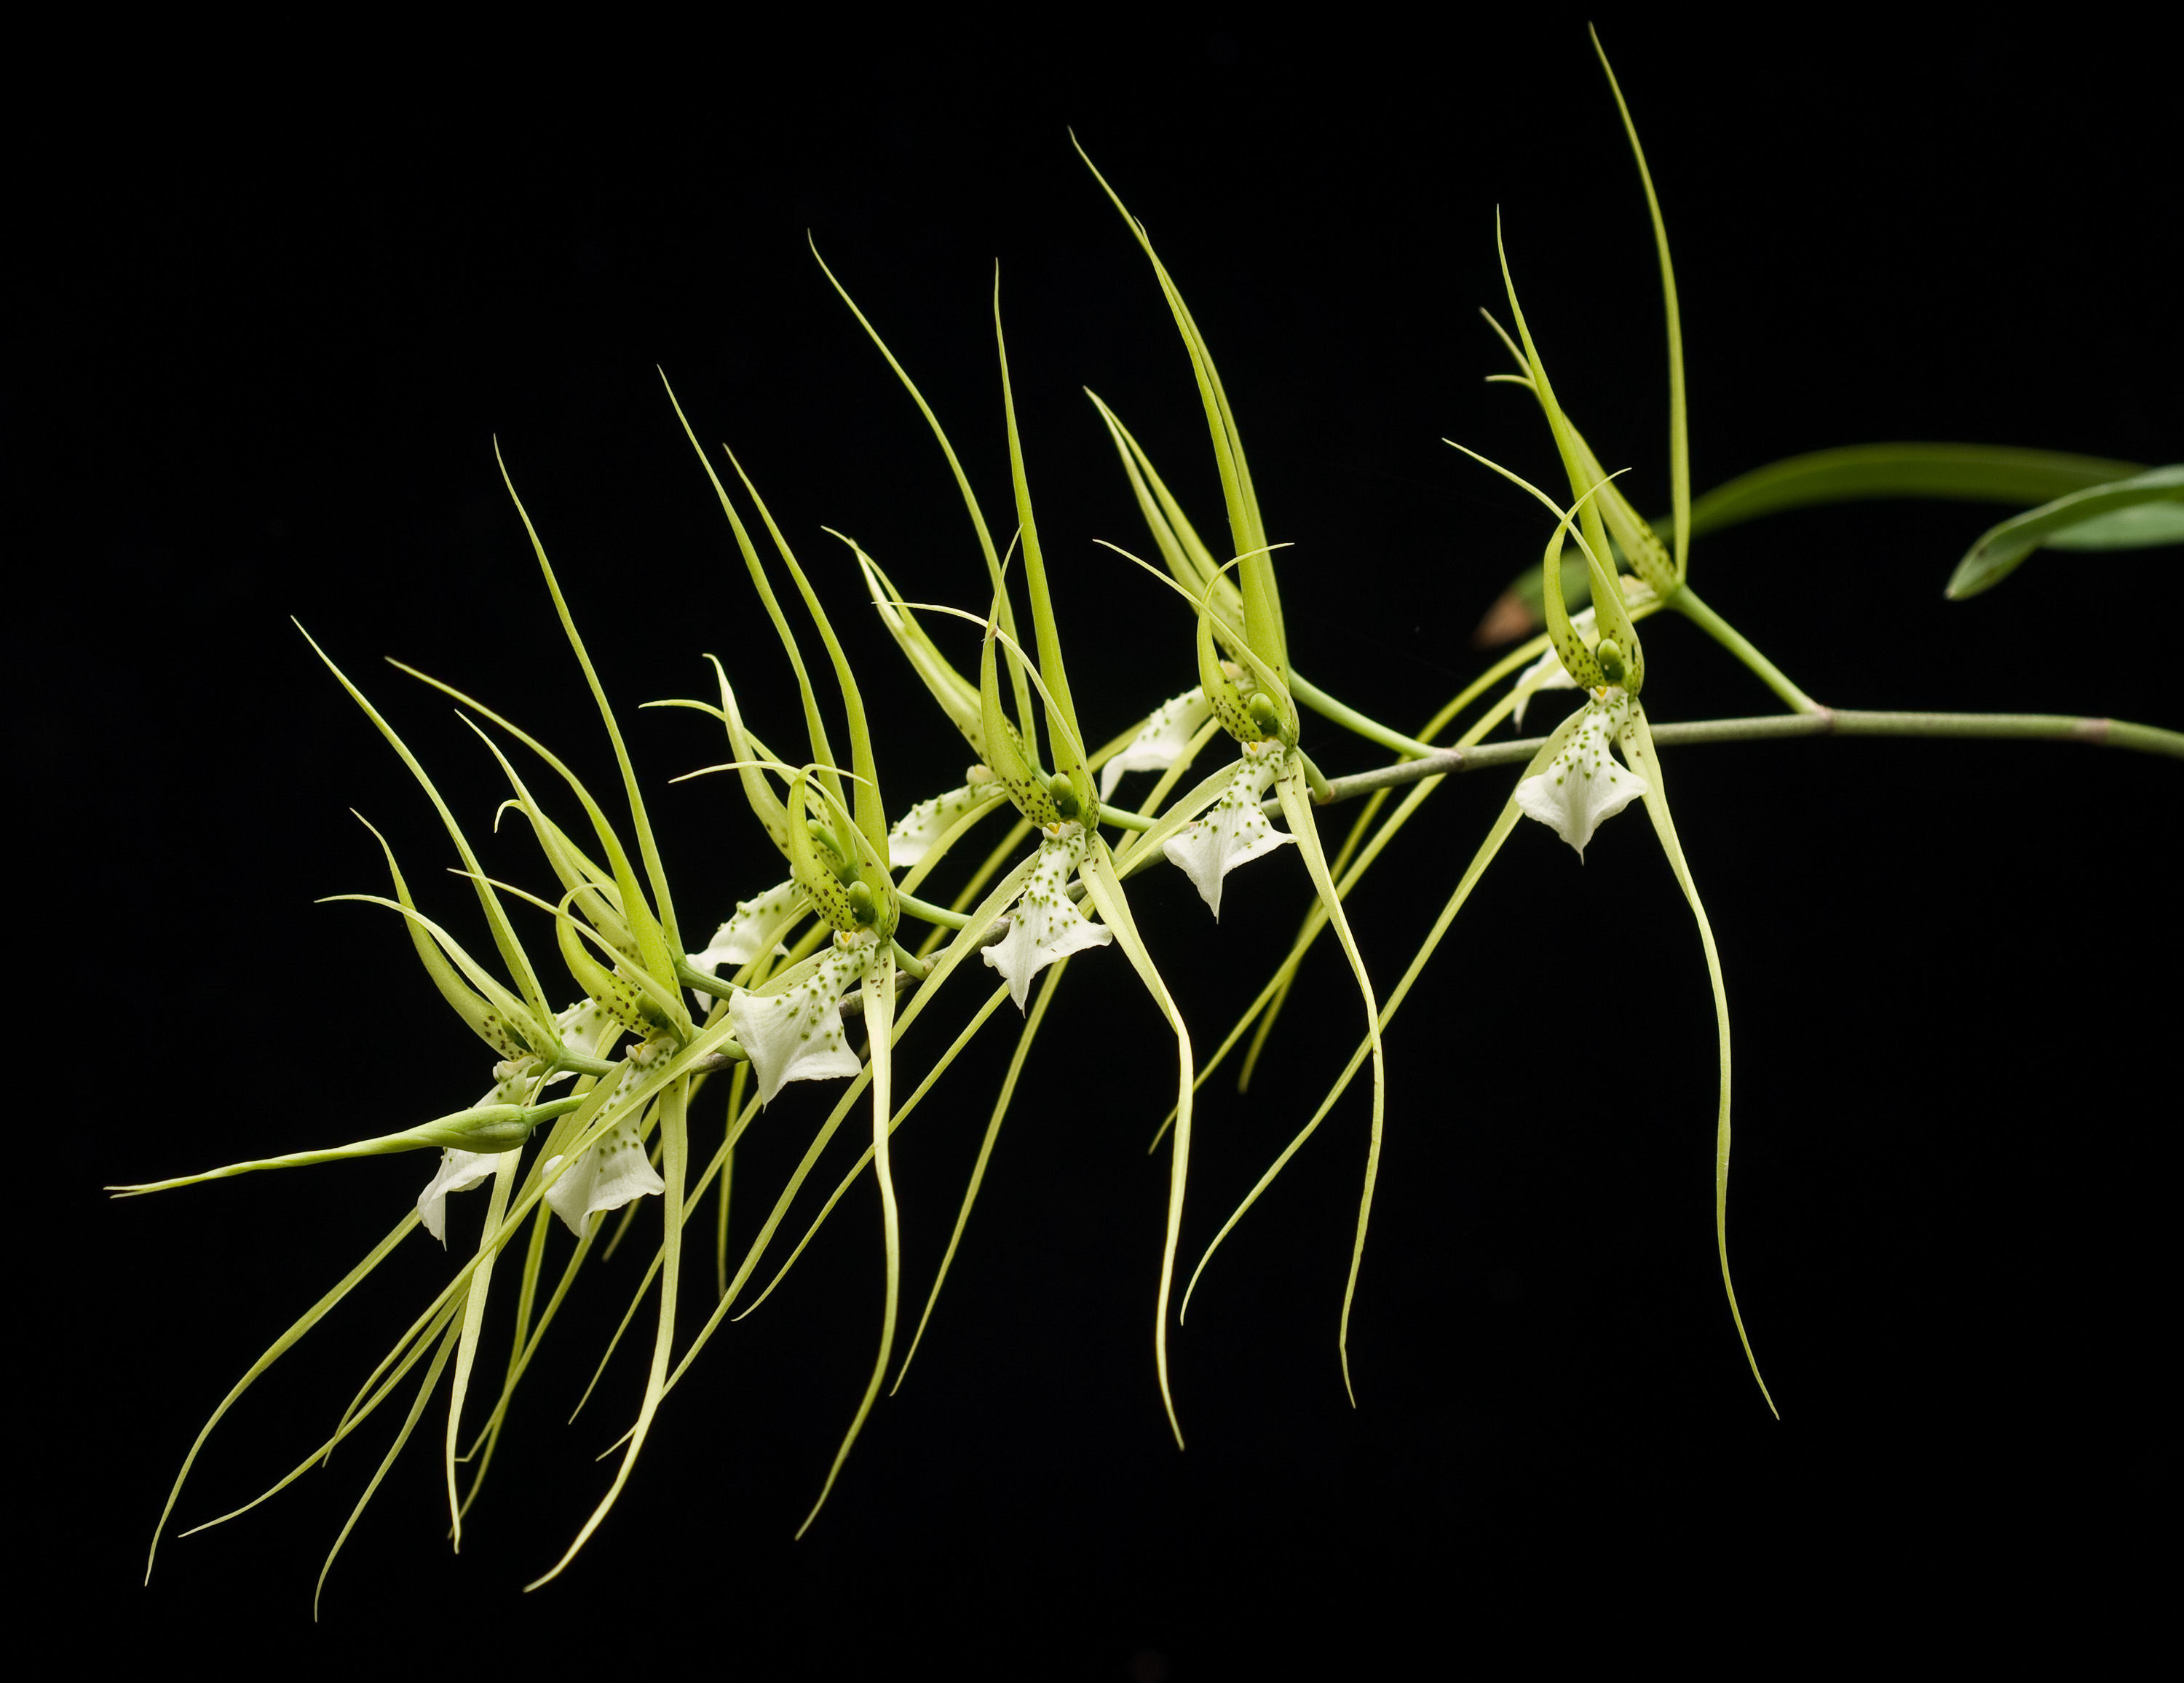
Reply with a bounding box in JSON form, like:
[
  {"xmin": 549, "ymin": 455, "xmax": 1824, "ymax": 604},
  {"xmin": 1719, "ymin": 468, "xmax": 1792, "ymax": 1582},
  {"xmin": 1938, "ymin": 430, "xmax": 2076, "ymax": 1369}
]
[
  {"xmin": 1618, "ymin": 709, "xmax": 1776, "ymax": 1417},
  {"xmin": 1080, "ymin": 842, "xmax": 1193, "ymax": 1449}
]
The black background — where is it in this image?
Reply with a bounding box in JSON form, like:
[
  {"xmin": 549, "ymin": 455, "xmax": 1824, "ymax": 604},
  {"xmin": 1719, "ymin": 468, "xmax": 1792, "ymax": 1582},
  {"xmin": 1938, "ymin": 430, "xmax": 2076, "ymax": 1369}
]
[{"xmin": 17, "ymin": 12, "xmax": 2178, "ymax": 1674}]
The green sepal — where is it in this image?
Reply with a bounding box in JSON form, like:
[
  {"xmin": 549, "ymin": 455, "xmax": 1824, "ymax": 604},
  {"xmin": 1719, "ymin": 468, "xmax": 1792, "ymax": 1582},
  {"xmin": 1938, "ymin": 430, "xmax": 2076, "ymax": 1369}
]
[
  {"xmin": 453, "ymin": 716, "xmax": 636, "ymax": 959},
  {"xmin": 1086, "ymin": 390, "xmax": 1246, "ymax": 654},
  {"xmin": 389, "ymin": 658, "xmax": 687, "ymax": 1040},
  {"xmin": 1480, "ymin": 320, "xmax": 1678, "ymax": 601},
  {"xmin": 996, "ymin": 271, "xmax": 1094, "ymax": 827},
  {"xmin": 660, "ymin": 374, "xmax": 848, "ymax": 827},
  {"xmin": 1592, "ymin": 27, "xmax": 1690, "ymax": 584},
  {"xmin": 106, "ymin": 1097, "xmax": 581, "ymax": 1195},
  {"xmin": 710, "ymin": 656, "xmax": 791, "ymax": 853},
  {"xmin": 807, "ymin": 241, "xmax": 1039, "ymax": 749},
  {"xmin": 494, "ymin": 442, "xmax": 685, "ymax": 967},
  {"xmin": 1946, "ymin": 464, "xmax": 2184, "ymax": 598},
  {"xmin": 784, "ymin": 768, "xmax": 899, "ymax": 942},
  {"xmin": 553, "ymin": 887, "xmax": 670, "ymax": 1037},
  {"xmin": 1077, "ymin": 139, "xmax": 1286, "ymax": 684},
  {"xmin": 1492, "ymin": 216, "xmax": 1636, "ymax": 686},
  {"xmin": 853, "ymin": 545, "xmax": 987, "ymax": 761},
  {"xmin": 323, "ymin": 892, "xmax": 558, "ymax": 1058},
  {"xmin": 298, "ymin": 625, "xmax": 556, "ymax": 1030},
  {"xmin": 979, "ymin": 603, "xmax": 1063, "ymax": 828},
  {"xmin": 715, "ymin": 447, "xmax": 891, "ymax": 866},
  {"xmin": 353, "ymin": 813, "xmax": 530, "ymax": 1060}
]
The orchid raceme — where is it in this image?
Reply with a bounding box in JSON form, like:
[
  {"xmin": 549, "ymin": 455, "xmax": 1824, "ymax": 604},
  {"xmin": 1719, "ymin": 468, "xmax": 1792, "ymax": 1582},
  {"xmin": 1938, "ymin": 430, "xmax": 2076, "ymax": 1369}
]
[{"xmin": 112, "ymin": 27, "xmax": 2184, "ymax": 1609}]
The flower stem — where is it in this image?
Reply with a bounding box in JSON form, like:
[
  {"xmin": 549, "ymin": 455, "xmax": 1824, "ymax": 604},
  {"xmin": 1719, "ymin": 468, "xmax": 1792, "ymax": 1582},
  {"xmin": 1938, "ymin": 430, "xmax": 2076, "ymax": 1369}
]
[
  {"xmin": 1288, "ymin": 671, "xmax": 1440, "ymax": 758},
  {"xmin": 1286, "ymin": 706, "xmax": 2183, "ymax": 809},
  {"xmin": 1669, "ymin": 586, "xmax": 1822, "ymax": 713}
]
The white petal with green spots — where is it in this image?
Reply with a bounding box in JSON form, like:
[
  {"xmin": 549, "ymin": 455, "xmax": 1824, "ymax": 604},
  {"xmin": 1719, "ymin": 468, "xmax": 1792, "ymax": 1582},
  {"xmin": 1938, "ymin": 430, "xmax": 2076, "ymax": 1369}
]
[
  {"xmin": 887, "ymin": 776, "xmax": 1005, "ymax": 869},
  {"xmin": 729, "ymin": 932, "xmax": 875, "ymax": 1106},
  {"xmin": 1514, "ymin": 689, "xmax": 1647, "ymax": 860},
  {"xmin": 982, "ymin": 825, "xmax": 1113, "ymax": 1010},
  {"xmin": 1162, "ymin": 742, "xmax": 1294, "ymax": 921}
]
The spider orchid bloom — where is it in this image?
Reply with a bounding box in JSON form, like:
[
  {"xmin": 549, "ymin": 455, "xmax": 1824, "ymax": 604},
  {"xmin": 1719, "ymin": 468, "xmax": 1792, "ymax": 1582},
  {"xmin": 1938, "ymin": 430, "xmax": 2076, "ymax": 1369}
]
[
  {"xmin": 724, "ymin": 761, "xmax": 900, "ymax": 1104},
  {"xmin": 854, "ymin": 526, "xmax": 1118, "ymax": 1014},
  {"xmin": 963, "ymin": 615, "xmax": 1117, "ymax": 1011},
  {"xmin": 1162, "ymin": 735, "xmax": 1294, "ymax": 918},
  {"xmin": 417, "ymin": 995, "xmax": 627, "ymax": 1241},
  {"xmin": 1514, "ymin": 685, "xmax": 1647, "ymax": 860},
  {"xmin": 1147, "ymin": 563, "xmax": 1309, "ymax": 920}
]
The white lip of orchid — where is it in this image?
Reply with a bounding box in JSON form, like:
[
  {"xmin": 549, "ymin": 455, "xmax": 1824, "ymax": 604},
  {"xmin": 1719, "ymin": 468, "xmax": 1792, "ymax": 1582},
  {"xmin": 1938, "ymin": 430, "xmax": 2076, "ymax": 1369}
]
[
  {"xmin": 418, "ymin": 997, "xmax": 628, "ymax": 1243},
  {"xmin": 982, "ymin": 823, "xmax": 1114, "ymax": 1010},
  {"xmin": 686, "ymin": 879, "xmax": 807, "ymax": 983},
  {"xmin": 1099, "ymin": 686, "xmax": 1214, "ymax": 800},
  {"xmin": 1163, "ymin": 739, "xmax": 1295, "ymax": 921},
  {"xmin": 1514, "ymin": 687, "xmax": 1648, "ymax": 860},
  {"xmin": 887, "ymin": 776, "xmax": 1006, "ymax": 869},
  {"xmin": 539, "ymin": 1082, "xmax": 666, "ymax": 1238},
  {"xmin": 729, "ymin": 930, "xmax": 877, "ymax": 1106}
]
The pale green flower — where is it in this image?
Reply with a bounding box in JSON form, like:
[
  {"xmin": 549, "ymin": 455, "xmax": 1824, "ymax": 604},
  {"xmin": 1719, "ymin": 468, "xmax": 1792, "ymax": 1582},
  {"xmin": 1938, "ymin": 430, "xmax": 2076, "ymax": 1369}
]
[
  {"xmin": 416, "ymin": 997, "xmax": 622, "ymax": 1240},
  {"xmin": 982, "ymin": 822, "xmax": 1114, "ymax": 1008},
  {"xmin": 1162, "ymin": 738, "xmax": 1295, "ymax": 919},
  {"xmin": 1514, "ymin": 688, "xmax": 1647, "ymax": 860}
]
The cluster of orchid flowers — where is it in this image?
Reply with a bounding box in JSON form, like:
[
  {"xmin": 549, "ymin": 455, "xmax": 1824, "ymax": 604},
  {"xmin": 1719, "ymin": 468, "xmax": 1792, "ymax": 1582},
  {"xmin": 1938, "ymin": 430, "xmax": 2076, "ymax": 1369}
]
[{"xmin": 114, "ymin": 33, "xmax": 2183, "ymax": 1610}]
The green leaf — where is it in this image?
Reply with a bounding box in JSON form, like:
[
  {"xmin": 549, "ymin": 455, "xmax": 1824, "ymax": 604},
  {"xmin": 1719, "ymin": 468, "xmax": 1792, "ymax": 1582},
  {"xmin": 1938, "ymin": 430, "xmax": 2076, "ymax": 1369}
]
[
  {"xmin": 1683, "ymin": 443, "xmax": 2145, "ymax": 539},
  {"xmin": 1946, "ymin": 465, "xmax": 2184, "ymax": 598}
]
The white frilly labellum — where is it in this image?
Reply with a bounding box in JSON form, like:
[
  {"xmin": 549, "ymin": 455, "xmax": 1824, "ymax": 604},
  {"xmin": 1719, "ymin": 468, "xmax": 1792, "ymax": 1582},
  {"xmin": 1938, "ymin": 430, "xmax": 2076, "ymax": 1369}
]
[
  {"xmin": 687, "ymin": 879, "xmax": 807, "ymax": 984},
  {"xmin": 417, "ymin": 1145, "xmax": 505, "ymax": 1244},
  {"xmin": 1099, "ymin": 686, "xmax": 1214, "ymax": 800},
  {"xmin": 1514, "ymin": 689, "xmax": 1647, "ymax": 860},
  {"xmin": 887, "ymin": 778, "xmax": 1005, "ymax": 869},
  {"xmin": 540, "ymin": 1075, "xmax": 665, "ymax": 1238},
  {"xmin": 729, "ymin": 932, "xmax": 876, "ymax": 1106},
  {"xmin": 982, "ymin": 825, "xmax": 1113, "ymax": 1010},
  {"xmin": 1163, "ymin": 742, "xmax": 1294, "ymax": 920}
]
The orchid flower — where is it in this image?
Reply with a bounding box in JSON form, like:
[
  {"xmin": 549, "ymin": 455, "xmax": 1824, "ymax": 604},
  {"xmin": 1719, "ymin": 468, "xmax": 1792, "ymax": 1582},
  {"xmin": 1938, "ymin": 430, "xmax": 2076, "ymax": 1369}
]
[
  {"xmin": 1513, "ymin": 685, "xmax": 1648, "ymax": 859},
  {"xmin": 418, "ymin": 996, "xmax": 625, "ymax": 1240},
  {"xmin": 1162, "ymin": 735, "xmax": 1295, "ymax": 918}
]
